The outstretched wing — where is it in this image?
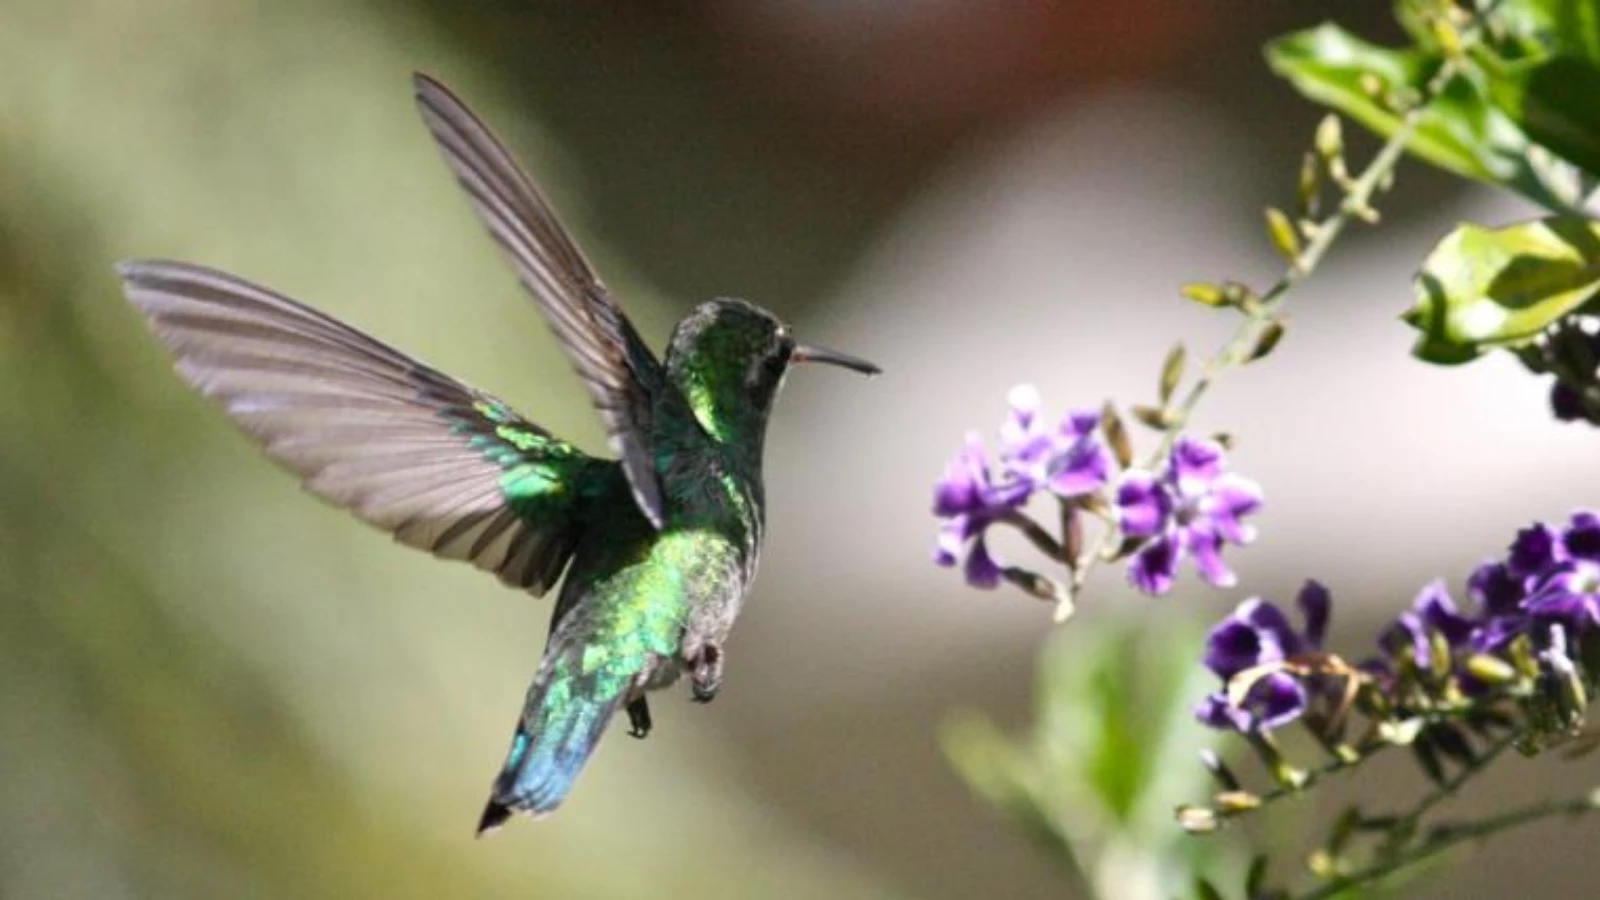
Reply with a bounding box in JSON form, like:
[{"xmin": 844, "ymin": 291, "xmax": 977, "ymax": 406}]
[
  {"xmin": 118, "ymin": 259, "xmax": 607, "ymax": 595},
  {"xmin": 412, "ymin": 72, "xmax": 669, "ymax": 529}
]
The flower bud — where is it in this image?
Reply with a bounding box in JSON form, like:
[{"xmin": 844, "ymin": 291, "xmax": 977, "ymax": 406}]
[
  {"xmin": 1176, "ymin": 805, "xmax": 1218, "ymax": 834},
  {"xmin": 1214, "ymin": 790, "xmax": 1261, "ymax": 813},
  {"xmin": 1465, "ymin": 653, "xmax": 1517, "ymax": 685}
]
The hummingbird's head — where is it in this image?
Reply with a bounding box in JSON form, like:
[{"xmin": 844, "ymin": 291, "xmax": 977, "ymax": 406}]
[{"xmin": 666, "ymin": 298, "xmax": 878, "ymax": 446}]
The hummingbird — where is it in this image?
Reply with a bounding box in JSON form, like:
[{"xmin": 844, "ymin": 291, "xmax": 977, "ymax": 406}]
[{"xmin": 116, "ymin": 73, "xmax": 879, "ymax": 833}]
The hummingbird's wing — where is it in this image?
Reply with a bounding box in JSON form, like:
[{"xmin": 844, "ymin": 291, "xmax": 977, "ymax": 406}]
[
  {"xmin": 119, "ymin": 260, "xmax": 606, "ymax": 596},
  {"xmin": 413, "ymin": 73, "xmax": 670, "ymax": 530}
]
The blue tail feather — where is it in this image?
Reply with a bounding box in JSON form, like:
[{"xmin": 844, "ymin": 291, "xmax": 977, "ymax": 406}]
[{"xmin": 476, "ymin": 690, "xmax": 622, "ymax": 834}]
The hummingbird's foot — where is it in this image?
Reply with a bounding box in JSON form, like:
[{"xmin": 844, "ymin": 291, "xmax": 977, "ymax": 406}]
[
  {"xmin": 690, "ymin": 643, "xmax": 723, "ymax": 703},
  {"xmin": 626, "ymin": 697, "xmax": 653, "ymax": 739}
]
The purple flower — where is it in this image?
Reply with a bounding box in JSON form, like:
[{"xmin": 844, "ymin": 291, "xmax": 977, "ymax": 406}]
[
  {"xmin": 1195, "ymin": 581, "xmax": 1329, "ymax": 733},
  {"xmin": 1378, "ymin": 579, "xmax": 1476, "ymax": 670},
  {"xmin": 1517, "ymin": 512, "xmax": 1600, "ymax": 631},
  {"xmin": 996, "ymin": 385, "xmax": 1112, "ymax": 499},
  {"xmin": 1467, "ymin": 560, "xmax": 1524, "ymax": 619},
  {"xmin": 933, "ymin": 386, "xmax": 1111, "ymax": 588},
  {"xmin": 1366, "ymin": 512, "xmax": 1600, "ymax": 690},
  {"xmin": 933, "ymin": 434, "xmax": 1019, "ymax": 588},
  {"xmin": 1462, "ymin": 560, "xmax": 1534, "ymax": 653},
  {"xmin": 1563, "ymin": 511, "xmax": 1600, "ymax": 560},
  {"xmin": 1191, "ymin": 512, "xmax": 1600, "ymax": 749},
  {"xmin": 1508, "ymin": 522, "xmax": 1565, "ymax": 577},
  {"xmin": 1116, "ymin": 437, "xmax": 1262, "ymax": 595},
  {"xmin": 1523, "ymin": 559, "xmax": 1600, "ymax": 629}
]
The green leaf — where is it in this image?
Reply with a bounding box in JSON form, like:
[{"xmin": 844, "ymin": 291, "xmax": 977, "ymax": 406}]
[
  {"xmin": 1510, "ymin": 0, "xmax": 1600, "ymax": 67},
  {"xmin": 1404, "ymin": 216, "xmax": 1600, "ymax": 364},
  {"xmin": 1488, "ymin": 55, "xmax": 1600, "ymax": 180},
  {"xmin": 939, "ymin": 714, "xmax": 1084, "ymax": 870},
  {"xmin": 1265, "ymin": 23, "xmax": 1582, "ymax": 211},
  {"xmin": 1035, "ymin": 623, "xmax": 1219, "ymax": 831},
  {"xmin": 1244, "ymin": 854, "xmax": 1269, "ymax": 898},
  {"xmin": 1553, "ymin": 0, "xmax": 1600, "ymax": 65},
  {"xmin": 943, "ymin": 621, "xmax": 1224, "ymax": 897}
]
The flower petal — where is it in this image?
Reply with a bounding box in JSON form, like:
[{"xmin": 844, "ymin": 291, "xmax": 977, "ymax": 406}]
[
  {"xmin": 1115, "ymin": 471, "xmax": 1171, "ymax": 538},
  {"xmin": 1194, "ymin": 692, "xmax": 1251, "ymax": 732},
  {"xmin": 1297, "ymin": 580, "xmax": 1331, "ymax": 648},
  {"xmin": 989, "ymin": 478, "xmax": 1034, "ymax": 509},
  {"xmin": 964, "ymin": 535, "xmax": 1004, "ymax": 589},
  {"xmin": 999, "ymin": 384, "xmax": 1041, "ymax": 451},
  {"xmin": 1047, "ymin": 440, "xmax": 1111, "ymax": 497},
  {"xmin": 1203, "ymin": 598, "xmax": 1291, "ymax": 677},
  {"xmin": 1171, "ymin": 436, "xmax": 1224, "ymax": 486},
  {"xmin": 1242, "ymin": 672, "xmax": 1309, "ymax": 731},
  {"xmin": 1001, "ymin": 433, "xmax": 1055, "ymax": 488},
  {"xmin": 1060, "ymin": 409, "xmax": 1101, "ymax": 441},
  {"xmin": 1467, "ymin": 560, "xmax": 1524, "ymax": 618},
  {"xmin": 1184, "ymin": 523, "xmax": 1236, "ymax": 588},
  {"xmin": 1508, "ymin": 522, "xmax": 1564, "ymax": 578},
  {"xmin": 1470, "ymin": 615, "xmax": 1526, "ymax": 653},
  {"xmin": 1194, "ymin": 671, "xmax": 1308, "ymax": 733},
  {"xmin": 933, "ymin": 469, "xmax": 978, "ymax": 517},
  {"xmin": 1413, "ymin": 578, "xmax": 1474, "ymax": 648},
  {"xmin": 933, "ymin": 433, "xmax": 989, "ymax": 516},
  {"xmin": 1564, "ymin": 511, "xmax": 1600, "ymax": 561},
  {"xmin": 1206, "ymin": 474, "xmax": 1263, "ymax": 544},
  {"xmin": 1522, "ymin": 561, "xmax": 1600, "ymax": 627},
  {"xmin": 1379, "ymin": 610, "xmax": 1431, "ymax": 670},
  {"xmin": 934, "ymin": 517, "xmax": 969, "ymax": 567},
  {"xmin": 1239, "ymin": 599, "xmax": 1300, "ymax": 655},
  {"xmin": 1127, "ymin": 534, "xmax": 1179, "ymax": 595}
]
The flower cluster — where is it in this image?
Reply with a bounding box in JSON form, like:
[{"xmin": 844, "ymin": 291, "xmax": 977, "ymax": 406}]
[
  {"xmin": 932, "ymin": 386, "xmax": 1265, "ymax": 602},
  {"xmin": 1196, "ymin": 512, "xmax": 1600, "ymax": 736},
  {"xmin": 1368, "ymin": 513, "xmax": 1600, "ymax": 696},
  {"xmin": 1115, "ymin": 438, "xmax": 1262, "ymax": 595},
  {"xmin": 933, "ymin": 385, "xmax": 1110, "ymax": 588}
]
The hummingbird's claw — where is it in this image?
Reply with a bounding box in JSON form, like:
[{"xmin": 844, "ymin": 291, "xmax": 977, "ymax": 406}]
[
  {"xmin": 690, "ymin": 643, "xmax": 724, "ymax": 703},
  {"xmin": 626, "ymin": 697, "xmax": 653, "ymax": 739}
]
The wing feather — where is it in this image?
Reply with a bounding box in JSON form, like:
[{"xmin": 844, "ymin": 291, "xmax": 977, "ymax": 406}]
[
  {"xmin": 118, "ymin": 259, "xmax": 602, "ymax": 595},
  {"xmin": 413, "ymin": 72, "xmax": 669, "ymax": 528}
]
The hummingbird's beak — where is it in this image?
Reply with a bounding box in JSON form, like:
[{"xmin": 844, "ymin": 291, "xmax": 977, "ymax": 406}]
[{"xmin": 791, "ymin": 343, "xmax": 881, "ymax": 376}]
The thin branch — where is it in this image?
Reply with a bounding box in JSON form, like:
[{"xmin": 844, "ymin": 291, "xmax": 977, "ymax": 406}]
[
  {"xmin": 1068, "ymin": 50, "xmax": 1472, "ymax": 595},
  {"xmin": 998, "ymin": 509, "xmax": 1065, "ymax": 560},
  {"xmin": 1209, "ymin": 737, "xmax": 1388, "ymax": 824},
  {"xmin": 1292, "ymin": 788, "xmax": 1600, "ymax": 900},
  {"xmin": 1385, "ymin": 731, "xmax": 1518, "ymax": 848}
]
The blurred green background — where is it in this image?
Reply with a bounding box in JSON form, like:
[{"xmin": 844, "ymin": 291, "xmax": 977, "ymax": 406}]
[{"xmin": 5, "ymin": 2, "xmax": 1599, "ymax": 898}]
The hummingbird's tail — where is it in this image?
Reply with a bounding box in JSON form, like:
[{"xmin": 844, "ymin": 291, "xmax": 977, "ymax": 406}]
[{"xmin": 476, "ymin": 667, "xmax": 631, "ymax": 835}]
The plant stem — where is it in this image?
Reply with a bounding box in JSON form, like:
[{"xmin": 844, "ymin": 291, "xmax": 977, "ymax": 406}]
[
  {"xmin": 1291, "ymin": 788, "xmax": 1600, "ymax": 900},
  {"xmin": 1210, "ymin": 737, "xmax": 1388, "ymax": 823},
  {"xmin": 1384, "ymin": 731, "xmax": 1518, "ymax": 849},
  {"xmin": 999, "ymin": 509, "xmax": 1066, "ymax": 560},
  {"xmin": 1210, "ymin": 722, "xmax": 1517, "ymax": 827}
]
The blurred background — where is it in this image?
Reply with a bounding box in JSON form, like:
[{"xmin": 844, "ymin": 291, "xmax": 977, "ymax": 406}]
[{"xmin": 4, "ymin": 2, "xmax": 1599, "ymax": 898}]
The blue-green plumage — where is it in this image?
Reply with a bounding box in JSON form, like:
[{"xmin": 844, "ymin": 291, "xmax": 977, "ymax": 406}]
[{"xmin": 117, "ymin": 73, "xmax": 878, "ymax": 833}]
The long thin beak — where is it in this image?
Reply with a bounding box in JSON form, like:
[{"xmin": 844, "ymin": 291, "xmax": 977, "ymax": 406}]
[{"xmin": 792, "ymin": 343, "xmax": 881, "ymax": 376}]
